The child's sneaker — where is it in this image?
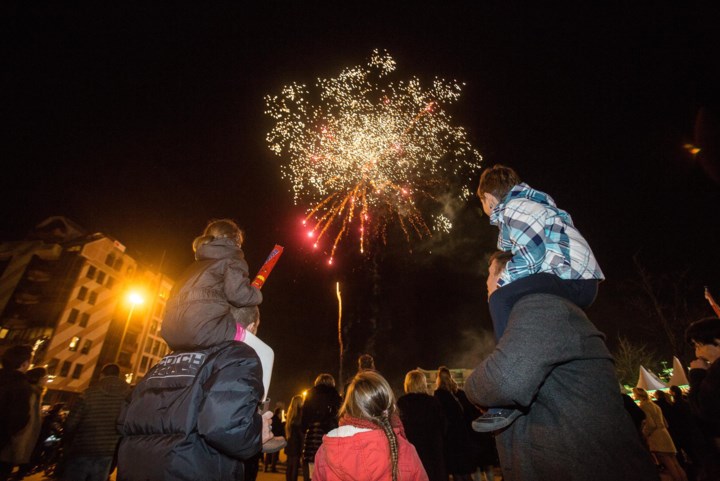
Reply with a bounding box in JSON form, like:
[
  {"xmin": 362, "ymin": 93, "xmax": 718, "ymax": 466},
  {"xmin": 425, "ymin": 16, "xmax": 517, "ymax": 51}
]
[{"xmin": 472, "ymin": 408, "xmax": 522, "ymax": 432}]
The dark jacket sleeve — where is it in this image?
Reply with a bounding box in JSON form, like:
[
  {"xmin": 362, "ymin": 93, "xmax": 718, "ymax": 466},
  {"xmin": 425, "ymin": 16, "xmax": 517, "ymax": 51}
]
[
  {"xmin": 465, "ymin": 295, "xmax": 583, "ymax": 408},
  {"xmin": 224, "ymin": 255, "xmax": 262, "ymax": 308},
  {"xmin": 197, "ymin": 350, "xmax": 264, "ymax": 460},
  {"xmin": 688, "ymin": 364, "xmax": 720, "ymax": 425},
  {"xmin": 0, "ymin": 377, "xmax": 32, "ymax": 448},
  {"xmin": 63, "ymin": 394, "xmax": 86, "ymax": 440}
]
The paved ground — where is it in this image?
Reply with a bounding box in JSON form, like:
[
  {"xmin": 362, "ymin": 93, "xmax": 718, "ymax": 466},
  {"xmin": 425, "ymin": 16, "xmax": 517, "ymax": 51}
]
[
  {"xmin": 22, "ymin": 466, "xmax": 286, "ymax": 481},
  {"xmin": 23, "ymin": 462, "xmax": 504, "ymax": 480}
]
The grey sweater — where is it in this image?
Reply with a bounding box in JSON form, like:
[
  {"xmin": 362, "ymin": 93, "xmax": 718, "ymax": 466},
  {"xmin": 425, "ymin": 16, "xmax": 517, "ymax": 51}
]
[{"xmin": 465, "ymin": 294, "xmax": 658, "ymax": 481}]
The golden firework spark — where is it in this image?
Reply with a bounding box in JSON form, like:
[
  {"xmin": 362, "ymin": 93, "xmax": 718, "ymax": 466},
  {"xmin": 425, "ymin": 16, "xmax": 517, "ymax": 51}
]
[{"xmin": 265, "ymin": 49, "xmax": 482, "ymax": 262}]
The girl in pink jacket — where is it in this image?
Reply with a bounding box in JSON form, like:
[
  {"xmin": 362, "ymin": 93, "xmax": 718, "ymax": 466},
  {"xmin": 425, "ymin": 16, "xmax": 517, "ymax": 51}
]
[{"xmin": 313, "ymin": 371, "xmax": 428, "ymax": 481}]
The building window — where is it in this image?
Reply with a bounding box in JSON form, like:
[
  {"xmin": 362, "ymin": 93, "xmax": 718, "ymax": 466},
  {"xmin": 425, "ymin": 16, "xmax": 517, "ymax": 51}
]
[
  {"xmin": 46, "ymin": 358, "xmax": 59, "ymax": 375},
  {"xmin": 86, "ymin": 265, "xmax": 96, "ymax": 280},
  {"xmin": 118, "ymin": 352, "xmax": 131, "ymax": 367},
  {"xmin": 67, "ymin": 308, "xmax": 79, "ymax": 324},
  {"xmin": 106, "ymin": 277, "xmax": 115, "ymax": 289},
  {"xmin": 79, "ymin": 312, "xmax": 90, "ymax": 328},
  {"xmin": 81, "ymin": 340, "xmax": 92, "ymax": 355},
  {"xmin": 105, "ymin": 254, "xmax": 115, "ymax": 267},
  {"xmin": 114, "ymin": 258, "xmax": 124, "ymax": 271},
  {"xmin": 88, "ymin": 291, "xmax": 98, "ymax": 305},
  {"xmin": 152, "ymin": 340, "xmax": 160, "ymax": 356},
  {"xmin": 96, "ymin": 271, "xmax": 106, "ymax": 284},
  {"xmin": 59, "ymin": 361, "xmax": 71, "ymax": 377},
  {"xmin": 77, "ymin": 286, "xmax": 88, "ymax": 301},
  {"xmin": 72, "ymin": 364, "xmax": 83, "ymax": 379},
  {"xmin": 140, "ymin": 356, "xmax": 149, "ymax": 372},
  {"xmin": 154, "ymin": 302, "xmax": 165, "ymax": 319},
  {"xmin": 144, "ymin": 337, "xmax": 153, "ymax": 353},
  {"xmin": 69, "ymin": 336, "xmax": 81, "ymax": 352}
]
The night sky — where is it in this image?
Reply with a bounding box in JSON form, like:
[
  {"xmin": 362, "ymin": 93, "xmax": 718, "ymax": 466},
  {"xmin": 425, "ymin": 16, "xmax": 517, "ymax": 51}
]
[{"xmin": 3, "ymin": 3, "xmax": 720, "ymax": 403}]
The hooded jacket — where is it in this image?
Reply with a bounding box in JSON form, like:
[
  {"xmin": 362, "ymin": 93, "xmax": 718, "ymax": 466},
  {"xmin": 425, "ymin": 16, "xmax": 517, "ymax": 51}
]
[
  {"xmin": 313, "ymin": 425, "xmax": 428, "ymax": 481},
  {"xmin": 64, "ymin": 374, "xmax": 130, "ymax": 458},
  {"xmin": 117, "ymin": 341, "xmax": 263, "ymax": 481},
  {"xmin": 161, "ymin": 238, "xmax": 262, "ymax": 350},
  {"xmin": 490, "ymin": 182, "xmax": 604, "ymax": 287}
]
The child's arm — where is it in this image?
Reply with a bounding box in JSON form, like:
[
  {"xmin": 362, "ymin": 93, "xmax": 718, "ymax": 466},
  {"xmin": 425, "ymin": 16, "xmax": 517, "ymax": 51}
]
[
  {"xmin": 497, "ymin": 200, "xmax": 549, "ymax": 286},
  {"xmin": 225, "ymin": 257, "xmax": 263, "ymax": 307}
]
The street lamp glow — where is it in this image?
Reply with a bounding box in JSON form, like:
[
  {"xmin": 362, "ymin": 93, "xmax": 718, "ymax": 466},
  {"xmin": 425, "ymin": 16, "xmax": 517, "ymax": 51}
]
[
  {"xmin": 115, "ymin": 290, "xmax": 145, "ymax": 364},
  {"xmin": 127, "ymin": 292, "xmax": 144, "ymax": 306}
]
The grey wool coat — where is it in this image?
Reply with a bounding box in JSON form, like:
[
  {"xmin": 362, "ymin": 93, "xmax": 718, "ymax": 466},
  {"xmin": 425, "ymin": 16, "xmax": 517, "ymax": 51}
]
[{"xmin": 465, "ymin": 294, "xmax": 659, "ymax": 481}]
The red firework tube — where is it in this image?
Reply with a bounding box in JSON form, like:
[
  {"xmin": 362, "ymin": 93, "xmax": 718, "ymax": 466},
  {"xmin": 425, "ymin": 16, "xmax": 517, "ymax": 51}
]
[{"xmin": 251, "ymin": 244, "xmax": 284, "ymax": 289}]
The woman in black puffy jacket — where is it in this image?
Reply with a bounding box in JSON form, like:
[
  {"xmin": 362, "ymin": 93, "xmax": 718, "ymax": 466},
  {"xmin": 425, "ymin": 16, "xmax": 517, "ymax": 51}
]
[{"xmin": 301, "ymin": 374, "xmax": 341, "ymax": 481}]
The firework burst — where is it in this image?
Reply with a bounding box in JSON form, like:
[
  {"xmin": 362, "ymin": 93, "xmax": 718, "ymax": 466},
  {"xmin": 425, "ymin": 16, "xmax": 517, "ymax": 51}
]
[{"xmin": 265, "ymin": 49, "xmax": 481, "ymax": 263}]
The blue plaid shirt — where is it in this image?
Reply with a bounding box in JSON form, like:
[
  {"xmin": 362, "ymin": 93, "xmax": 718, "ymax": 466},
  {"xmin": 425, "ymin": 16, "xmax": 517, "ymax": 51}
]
[{"xmin": 490, "ymin": 183, "xmax": 604, "ymax": 286}]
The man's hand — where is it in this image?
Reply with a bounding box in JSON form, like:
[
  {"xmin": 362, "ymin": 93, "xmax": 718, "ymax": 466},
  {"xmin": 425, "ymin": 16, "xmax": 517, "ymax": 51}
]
[{"xmin": 690, "ymin": 358, "xmax": 710, "ymax": 370}]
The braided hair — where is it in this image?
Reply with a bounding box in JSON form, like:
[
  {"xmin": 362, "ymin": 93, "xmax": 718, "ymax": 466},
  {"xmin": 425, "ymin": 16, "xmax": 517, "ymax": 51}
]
[{"xmin": 340, "ymin": 371, "xmax": 399, "ymax": 481}]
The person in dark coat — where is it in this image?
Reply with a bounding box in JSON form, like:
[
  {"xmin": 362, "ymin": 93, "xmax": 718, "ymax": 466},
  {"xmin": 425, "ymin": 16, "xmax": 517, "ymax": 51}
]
[
  {"xmin": 433, "ymin": 366, "xmax": 475, "ymax": 481},
  {"xmin": 0, "ymin": 345, "xmax": 33, "ymax": 481},
  {"xmin": 118, "ymin": 340, "xmax": 270, "ymax": 481},
  {"xmin": 61, "ymin": 363, "xmax": 130, "ymax": 481},
  {"xmin": 667, "ymin": 385, "xmax": 705, "ymax": 480},
  {"xmin": 284, "ymin": 395, "xmax": 304, "ymax": 481},
  {"xmin": 685, "ymin": 317, "xmax": 720, "ymax": 481},
  {"xmin": 301, "ymin": 373, "xmax": 341, "ymax": 481},
  {"xmin": 160, "ymin": 218, "xmax": 262, "ymax": 351},
  {"xmin": 397, "ymin": 369, "xmax": 447, "ymax": 481},
  {"xmin": 263, "ymin": 408, "xmax": 284, "ymax": 472},
  {"xmin": 7, "ymin": 367, "xmax": 47, "ymax": 480},
  {"xmin": 456, "ymin": 388, "xmax": 498, "ymax": 481},
  {"xmin": 622, "ymin": 391, "xmax": 646, "ymax": 440}
]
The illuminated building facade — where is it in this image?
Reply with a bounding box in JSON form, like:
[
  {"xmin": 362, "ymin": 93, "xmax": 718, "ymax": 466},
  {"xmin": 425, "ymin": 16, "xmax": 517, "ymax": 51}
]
[{"xmin": 0, "ymin": 217, "xmax": 173, "ymax": 403}]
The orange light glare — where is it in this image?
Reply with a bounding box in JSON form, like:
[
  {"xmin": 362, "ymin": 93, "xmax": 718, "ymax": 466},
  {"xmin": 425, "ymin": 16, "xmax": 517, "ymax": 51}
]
[{"xmin": 127, "ymin": 292, "xmax": 144, "ymax": 306}]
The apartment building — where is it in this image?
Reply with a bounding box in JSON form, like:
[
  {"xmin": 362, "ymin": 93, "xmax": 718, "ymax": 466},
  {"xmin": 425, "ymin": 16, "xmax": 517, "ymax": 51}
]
[{"xmin": 0, "ymin": 217, "xmax": 173, "ymax": 403}]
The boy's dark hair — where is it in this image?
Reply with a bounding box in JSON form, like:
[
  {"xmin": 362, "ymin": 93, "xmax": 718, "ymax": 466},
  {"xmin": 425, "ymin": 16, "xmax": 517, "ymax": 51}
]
[
  {"xmin": 477, "ymin": 164, "xmax": 521, "ymax": 200},
  {"xmin": 1, "ymin": 345, "xmax": 32, "ymax": 370},
  {"xmin": 489, "ymin": 250, "xmax": 513, "ymax": 274},
  {"xmin": 685, "ymin": 317, "xmax": 720, "ymax": 346},
  {"xmin": 101, "ymin": 363, "xmax": 121, "ymax": 377},
  {"xmin": 358, "ymin": 354, "xmax": 375, "ymax": 372}
]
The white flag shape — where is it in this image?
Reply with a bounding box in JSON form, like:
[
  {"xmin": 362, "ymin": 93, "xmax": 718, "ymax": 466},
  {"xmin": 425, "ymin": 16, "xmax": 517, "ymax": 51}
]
[
  {"xmin": 668, "ymin": 356, "xmax": 689, "ymax": 387},
  {"xmin": 636, "ymin": 365, "xmax": 667, "ymax": 391}
]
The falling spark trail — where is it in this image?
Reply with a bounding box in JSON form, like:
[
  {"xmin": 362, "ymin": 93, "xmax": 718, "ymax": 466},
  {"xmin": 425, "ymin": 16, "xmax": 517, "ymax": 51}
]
[{"xmin": 336, "ymin": 281, "xmax": 344, "ymax": 388}]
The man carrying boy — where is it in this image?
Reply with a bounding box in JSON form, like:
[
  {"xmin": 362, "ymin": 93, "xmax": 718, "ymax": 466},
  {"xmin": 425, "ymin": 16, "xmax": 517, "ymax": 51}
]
[
  {"xmin": 474, "ymin": 164, "xmax": 604, "ymax": 431},
  {"xmin": 465, "ymin": 253, "xmax": 658, "ymax": 481}
]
